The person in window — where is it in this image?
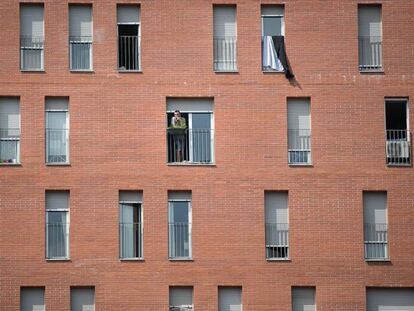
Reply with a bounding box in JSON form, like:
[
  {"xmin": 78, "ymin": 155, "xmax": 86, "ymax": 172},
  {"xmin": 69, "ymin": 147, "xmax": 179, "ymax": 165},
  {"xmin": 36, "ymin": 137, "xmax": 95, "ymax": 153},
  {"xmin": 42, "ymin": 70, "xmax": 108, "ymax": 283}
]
[{"xmin": 170, "ymin": 110, "xmax": 187, "ymax": 162}]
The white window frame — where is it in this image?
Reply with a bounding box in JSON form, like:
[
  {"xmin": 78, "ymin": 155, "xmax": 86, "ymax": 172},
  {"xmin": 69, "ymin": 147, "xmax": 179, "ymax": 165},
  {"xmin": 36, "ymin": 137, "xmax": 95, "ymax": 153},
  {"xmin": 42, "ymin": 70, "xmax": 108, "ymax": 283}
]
[
  {"xmin": 168, "ymin": 199, "xmax": 192, "ymax": 260},
  {"xmin": 45, "ymin": 106, "xmax": 70, "ymax": 164}
]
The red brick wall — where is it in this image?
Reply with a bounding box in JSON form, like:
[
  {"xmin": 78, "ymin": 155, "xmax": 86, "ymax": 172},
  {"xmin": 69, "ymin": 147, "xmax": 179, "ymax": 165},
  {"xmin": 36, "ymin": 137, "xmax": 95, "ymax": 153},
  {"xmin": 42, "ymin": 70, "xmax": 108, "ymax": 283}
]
[{"xmin": 0, "ymin": 0, "xmax": 413, "ymax": 310}]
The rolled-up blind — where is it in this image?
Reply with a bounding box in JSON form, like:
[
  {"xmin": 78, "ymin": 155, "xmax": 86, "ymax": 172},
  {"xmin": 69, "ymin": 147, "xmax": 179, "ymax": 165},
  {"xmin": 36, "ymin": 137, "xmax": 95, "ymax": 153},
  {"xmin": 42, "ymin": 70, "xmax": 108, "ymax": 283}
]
[
  {"xmin": 119, "ymin": 190, "xmax": 143, "ymax": 203},
  {"xmin": 214, "ymin": 6, "xmax": 236, "ymax": 37},
  {"xmin": 168, "ymin": 191, "xmax": 191, "ymax": 201},
  {"xmin": 261, "ymin": 5, "xmax": 284, "ymax": 16},
  {"xmin": 117, "ymin": 5, "xmax": 140, "ymax": 24},
  {"xmin": 69, "ymin": 5, "xmax": 92, "ymax": 37},
  {"xmin": 287, "ymin": 98, "xmax": 311, "ymax": 130},
  {"xmin": 167, "ymin": 98, "xmax": 213, "ymax": 113},
  {"xmin": 20, "ymin": 4, "xmax": 44, "ymax": 37},
  {"xmin": 45, "ymin": 97, "xmax": 69, "ymax": 111},
  {"xmin": 46, "ymin": 191, "xmax": 69, "ymax": 210}
]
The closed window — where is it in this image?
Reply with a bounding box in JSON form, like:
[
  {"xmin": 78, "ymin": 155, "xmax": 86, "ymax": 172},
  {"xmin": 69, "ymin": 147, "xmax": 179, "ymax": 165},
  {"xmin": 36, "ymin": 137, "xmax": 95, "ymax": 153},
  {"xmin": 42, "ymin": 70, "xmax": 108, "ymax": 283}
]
[
  {"xmin": 46, "ymin": 191, "xmax": 70, "ymax": 259},
  {"xmin": 213, "ymin": 5, "xmax": 237, "ymax": 71},
  {"xmin": 358, "ymin": 5, "xmax": 382, "ymax": 71},
  {"xmin": 265, "ymin": 191, "xmax": 289, "ymax": 259},
  {"xmin": 218, "ymin": 287, "xmax": 242, "ymax": 311},
  {"xmin": 0, "ymin": 98, "xmax": 20, "ymax": 164},
  {"xmin": 287, "ymin": 98, "xmax": 311, "ymax": 165},
  {"xmin": 169, "ymin": 287, "xmax": 193, "ymax": 311},
  {"xmin": 20, "ymin": 4, "xmax": 44, "ymax": 70},
  {"xmin": 292, "ymin": 287, "xmax": 316, "ymax": 311},
  {"xmin": 20, "ymin": 287, "xmax": 45, "ymax": 311},
  {"xmin": 45, "ymin": 98, "xmax": 69, "ymax": 164},
  {"xmin": 71, "ymin": 287, "xmax": 95, "ymax": 311},
  {"xmin": 69, "ymin": 5, "xmax": 93, "ymax": 71},
  {"xmin": 363, "ymin": 192, "xmax": 388, "ymax": 260},
  {"xmin": 168, "ymin": 191, "xmax": 192, "ymax": 259},
  {"xmin": 117, "ymin": 5, "xmax": 140, "ymax": 71},
  {"xmin": 119, "ymin": 191, "xmax": 143, "ymax": 259}
]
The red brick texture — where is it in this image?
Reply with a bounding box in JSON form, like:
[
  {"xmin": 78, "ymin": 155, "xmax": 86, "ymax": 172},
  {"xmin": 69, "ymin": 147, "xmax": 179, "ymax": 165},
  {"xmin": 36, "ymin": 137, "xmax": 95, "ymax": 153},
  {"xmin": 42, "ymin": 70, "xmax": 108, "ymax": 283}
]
[{"xmin": 1, "ymin": 0, "xmax": 414, "ymax": 310}]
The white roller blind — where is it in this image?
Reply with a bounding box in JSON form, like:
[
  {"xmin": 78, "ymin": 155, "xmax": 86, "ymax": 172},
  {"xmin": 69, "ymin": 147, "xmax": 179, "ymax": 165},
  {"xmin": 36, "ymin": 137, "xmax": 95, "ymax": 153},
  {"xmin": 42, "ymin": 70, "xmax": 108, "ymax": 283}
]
[
  {"xmin": 367, "ymin": 288, "xmax": 414, "ymax": 311},
  {"xmin": 117, "ymin": 5, "xmax": 140, "ymax": 24},
  {"xmin": 214, "ymin": 6, "xmax": 236, "ymax": 37},
  {"xmin": 292, "ymin": 287, "xmax": 316, "ymax": 311},
  {"xmin": 69, "ymin": 5, "xmax": 92, "ymax": 37},
  {"xmin": 363, "ymin": 192, "xmax": 387, "ymax": 224},
  {"xmin": 20, "ymin": 4, "xmax": 44, "ymax": 37},
  {"xmin": 358, "ymin": 6, "xmax": 382, "ymax": 37},
  {"xmin": 0, "ymin": 98, "xmax": 20, "ymax": 129},
  {"xmin": 119, "ymin": 191, "xmax": 143, "ymax": 203},
  {"xmin": 46, "ymin": 98, "xmax": 69, "ymax": 111},
  {"xmin": 46, "ymin": 191, "xmax": 69, "ymax": 210},
  {"xmin": 288, "ymin": 99, "xmax": 311, "ymax": 130},
  {"xmin": 169, "ymin": 287, "xmax": 193, "ymax": 307},
  {"xmin": 167, "ymin": 98, "xmax": 213, "ymax": 113},
  {"xmin": 20, "ymin": 288, "xmax": 45, "ymax": 311},
  {"xmin": 168, "ymin": 191, "xmax": 191, "ymax": 201},
  {"xmin": 219, "ymin": 287, "xmax": 242, "ymax": 311},
  {"xmin": 265, "ymin": 192, "xmax": 288, "ymax": 223},
  {"xmin": 261, "ymin": 5, "xmax": 284, "ymax": 16},
  {"xmin": 71, "ymin": 288, "xmax": 95, "ymax": 311}
]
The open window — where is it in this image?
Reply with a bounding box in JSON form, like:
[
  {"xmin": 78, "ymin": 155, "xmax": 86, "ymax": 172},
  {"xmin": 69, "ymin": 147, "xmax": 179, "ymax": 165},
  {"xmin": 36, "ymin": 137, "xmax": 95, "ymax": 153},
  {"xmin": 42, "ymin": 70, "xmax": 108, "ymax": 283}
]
[
  {"xmin": 261, "ymin": 5, "xmax": 284, "ymax": 72},
  {"xmin": 385, "ymin": 98, "xmax": 410, "ymax": 165},
  {"xmin": 117, "ymin": 5, "xmax": 140, "ymax": 71}
]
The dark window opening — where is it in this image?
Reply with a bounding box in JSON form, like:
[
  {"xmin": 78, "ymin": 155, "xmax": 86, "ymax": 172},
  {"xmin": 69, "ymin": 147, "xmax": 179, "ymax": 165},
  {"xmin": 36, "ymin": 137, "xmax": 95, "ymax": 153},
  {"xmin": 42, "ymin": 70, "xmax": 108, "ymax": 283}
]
[
  {"xmin": 118, "ymin": 24, "xmax": 139, "ymax": 70},
  {"xmin": 386, "ymin": 100, "xmax": 407, "ymax": 131}
]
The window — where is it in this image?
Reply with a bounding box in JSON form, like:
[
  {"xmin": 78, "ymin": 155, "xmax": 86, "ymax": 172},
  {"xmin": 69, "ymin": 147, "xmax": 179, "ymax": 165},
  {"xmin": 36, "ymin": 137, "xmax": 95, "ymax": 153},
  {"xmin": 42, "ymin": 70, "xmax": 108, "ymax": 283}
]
[
  {"xmin": 168, "ymin": 191, "xmax": 192, "ymax": 259},
  {"xmin": 71, "ymin": 287, "xmax": 95, "ymax": 311},
  {"xmin": 45, "ymin": 98, "xmax": 69, "ymax": 164},
  {"xmin": 385, "ymin": 98, "xmax": 411, "ymax": 166},
  {"xmin": 69, "ymin": 5, "xmax": 93, "ymax": 71},
  {"xmin": 287, "ymin": 98, "xmax": 311, "ymax": 165},
  {"xmin": 363, "ymin": 192, "xmax": 388, "ymax": 260},
  {"xmin": 213, "ymin": 5, "xmax": 237, "ymax": 71},
  {"xmin": 265, "ymin": 191, "xmax": 289, "ymax": 259},
  {"xmin": 20, "ymin": 287, "xmax": 45, "ymax": 311},
  {"xmin": 46, "ymin": 191, "xmax": 70, "ymax": 259},
  {"xmin": 20, "ymin": 4, "xmax": 44, "ymax": 71},
  {"xmin": 261, "ymin": 5, "xmax": 284, "ymax": 72},
  {"xmin": 117, "ymin": 5, "xmax": 140, "ymax": 71},
  {"xmin": 169, "ymin": 287, "xmax": 193, "ymax": 311},
  {"xmin": 218, "ymin": 287, "xmax": 242, "ymax": 311},
  {"xmin": 119, "ymin": 191, "xmax": 143, "ymax": 259},
  {"xmin": 167, "ymin": 98, "xmax": 214, "ymax": 164},
  {"xmin": 366, "ymin": 288, "xmax": 414, "ymax": 311},
  {"xmin": 292, "ymin": 287, "xmax": 316, "ymax": 311},
  {"xmin": 0, "ymin": 98, "xmax": 20, "ymax": 164},
  {"xmin": 358, "ymin": 5, "xmax": 382, "ymax": 71}
]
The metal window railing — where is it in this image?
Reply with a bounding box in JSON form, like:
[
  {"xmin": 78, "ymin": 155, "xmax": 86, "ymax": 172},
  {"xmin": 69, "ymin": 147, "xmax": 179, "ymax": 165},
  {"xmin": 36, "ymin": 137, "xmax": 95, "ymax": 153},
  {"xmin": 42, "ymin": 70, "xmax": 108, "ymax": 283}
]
[
  {"xmin": 118, "ymin": 35, "xmax": 140, "ymax": 71},
  {"xmin": 359, "ymin": 36, "xmax": 383, "ymax": 71},
  {"xmin": 167, "ymin": 128, "xmax": 214, "ymax": 164},
  {"xmin": 69, "ymin": 36, "xmax": 92, "ymax": 70},
  {"xmin": 386, "ymin": 129, "xmax": 411, "ymax": 166},
  {"xmin": 46, "ymin": 128, "xmax": 69, "ymax": 164},
  {"xmin": 0, "ymin": 128, "xmax": 20, "ymax": 164},
  {"xmin": 364, "ymin": 223, "xmax": 388, "ymax": 260},
  {"xmin": 265, "ymin": 223, "xmax": 289, "ymax": 259},
  {"xmin": 20, "ymin": 36, "xmax": 44, "ymax": 70},
  {"xmin": 46, "ymin": 222, "xmax": 69, "ymax": 259},
  {"xmin": 213, "ymin": 36, "xmax": 237, "ymax": 71},
  {"xmin": 288, "ymin": 129, "xmax": 311, "ymax": 164},
  {"xmin": 119, "ymin": 222, "xmax": 143, "ymax": 259},
  {"xmin": 168, "ymin": 222, "xmax": 191, "ymax": 259}
]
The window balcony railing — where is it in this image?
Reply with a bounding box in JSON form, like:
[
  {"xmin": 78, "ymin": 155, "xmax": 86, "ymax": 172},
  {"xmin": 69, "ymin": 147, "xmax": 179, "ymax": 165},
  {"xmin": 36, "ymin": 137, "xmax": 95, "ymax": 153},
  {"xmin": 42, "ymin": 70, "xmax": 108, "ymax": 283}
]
[
  {"xmin": 119, "ymin": 222, "xmax": 143, "ymax": 259},
  {"xmin": 364, "ymin": 223, "xmax": 388, "ymax": 260},
  {"xmin": 118, "ymin": 35, "xmax": 140, "ymax": 71},
  {"xmin": 69, "ymin": 36, "xmax": 93, "ymax": 70},
  {"xmin": 20, "ymin": 36, "xmax": 44, "ymax": 70},
  {"xmin": 265, "ymin": 223, "xmax": 289, "ymax": 259},
  {"xmin": 168, "ymin": 222, "xmax": 191, "ymax": 259},
  {"xmin": 386, "ymin": 129, "xmax": 411, "ymax": 166},
  {"xmin": 167, "ymin": 128, "xmax": 214, "ymax": 164},
  {"xmin": 46, "ymin": 222, "xmax": 70, "ymax": 259},
  {"xmin": 288, "ymin": 129, "xmax": 311, "ymax": 165},
  {"xmin": 359, "ymin": 36, "xmax": 382, "ymax": 71},
  {"xmin": 213, "ymin": 36, "xmax": 237, "ymax": 71},
  {"xmin": 0, "ymin": 128, "xmax": 20, "ymax": 164},
  {"xmin": 46, "ymin": 128, "xmax": 69, "ymax": 164}
]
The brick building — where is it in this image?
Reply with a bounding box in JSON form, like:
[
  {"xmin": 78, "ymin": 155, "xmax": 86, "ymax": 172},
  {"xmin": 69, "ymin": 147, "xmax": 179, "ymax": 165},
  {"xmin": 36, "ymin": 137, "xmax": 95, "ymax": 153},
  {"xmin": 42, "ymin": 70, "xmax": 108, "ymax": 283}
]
[{"xmin": 0, "ymin": 0, "xmax": 414, "ymax": 310}]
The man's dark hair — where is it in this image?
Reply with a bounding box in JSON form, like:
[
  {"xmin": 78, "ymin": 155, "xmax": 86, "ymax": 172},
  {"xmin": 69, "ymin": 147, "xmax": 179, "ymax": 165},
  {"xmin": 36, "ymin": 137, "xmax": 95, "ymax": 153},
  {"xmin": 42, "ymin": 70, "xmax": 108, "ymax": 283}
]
[{"xmin": 174, "ymin": 110, "xmax": 180, "ymax": 113}]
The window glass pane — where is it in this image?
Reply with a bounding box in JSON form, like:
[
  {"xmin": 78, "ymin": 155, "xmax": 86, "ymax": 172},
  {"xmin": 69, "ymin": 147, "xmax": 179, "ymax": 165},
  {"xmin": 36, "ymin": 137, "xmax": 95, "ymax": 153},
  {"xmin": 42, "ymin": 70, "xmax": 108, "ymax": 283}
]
[
  {"xmin": 171, "ymin": 201, "xmax": 189, "ymax": 223},
  {"xmin": 47, "ymin": 112, "xmax": 67, "ymax": 129},
  {"xmin": 263, "ymin": 17, "xmax": 282, "ymax": 36}
]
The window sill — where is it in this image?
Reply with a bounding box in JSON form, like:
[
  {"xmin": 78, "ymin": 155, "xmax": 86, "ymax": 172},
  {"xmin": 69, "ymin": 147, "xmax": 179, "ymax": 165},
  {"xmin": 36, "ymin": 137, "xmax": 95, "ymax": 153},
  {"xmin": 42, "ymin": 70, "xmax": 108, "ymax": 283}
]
[
  {"xmin": 21, "ymin": 69, "xmax": 45, "ymax": 72},
  {"xmin": 262, "ymin": 70, "xmax": 284, "ymax": 74},
  {"xmin": 168, "ymin": 162, "xmax": 216, "ymax": 167},
  {"xmin": 365, "ymin": 258, "xmax": 390, "ymax": 262},
  {"xmin": 214, "ymin": 70, "xmax": 238, "ymax": 74},
  {"xmin": 288, "ymin": 163, "xmax": 313, "ymax": 167},
  {"xmin": 46, "ymin": 258, "xmax": 71, "ymax": 262},
  {"xmin": 359, "ymin": 69, "xmax": 384, "ymax": 74},
  {"xmin": 120, "ymin": 258, "xmax": 144, "ymax": 261},
  {"xmin": 169, "ymin": 258, "xmax": 193, "ymax": 262},
  {"xmin": 267, "ymin": 258, "xmax": 291, "ymax": 262},
  {"xmin": 387, "ymin": 164, "xmax": 412, "ymax": 168},
  {"xmin": 118, "ymin": 70, "xmax": 142, "ymax": 73},
  {"xmin": 0, "ymin": 163, "xmax": 21, "ymax": 166},
  {"xmin": 46, "ymin": 163, "xmax": 71, "ymax": 166},
  {"xmin": 70, "ymin": 70, "xmax": 94, "ymax": 73}
]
